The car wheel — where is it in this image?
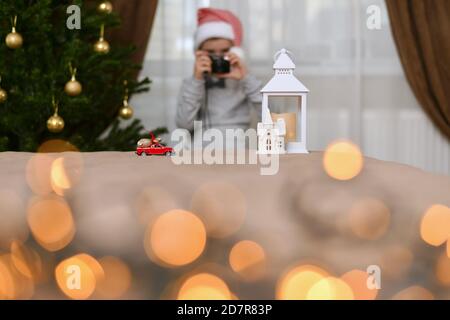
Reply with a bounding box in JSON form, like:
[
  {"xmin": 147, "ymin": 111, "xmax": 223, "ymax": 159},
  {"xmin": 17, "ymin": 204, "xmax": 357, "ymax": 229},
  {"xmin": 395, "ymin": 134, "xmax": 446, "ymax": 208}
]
[{"xmin": 165, "ymin": 152, "xmax": 172, "ymax": 157}]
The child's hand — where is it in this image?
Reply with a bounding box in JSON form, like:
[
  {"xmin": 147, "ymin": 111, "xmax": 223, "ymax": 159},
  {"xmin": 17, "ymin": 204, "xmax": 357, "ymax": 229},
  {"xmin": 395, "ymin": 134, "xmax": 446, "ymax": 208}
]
[
  {"xmin": 194, "ymin": 51, "xmax": 212, "ymax": 80},
  {"xmin": 218, "ymin": 52, "xmax": 248, "ymax": 81}
]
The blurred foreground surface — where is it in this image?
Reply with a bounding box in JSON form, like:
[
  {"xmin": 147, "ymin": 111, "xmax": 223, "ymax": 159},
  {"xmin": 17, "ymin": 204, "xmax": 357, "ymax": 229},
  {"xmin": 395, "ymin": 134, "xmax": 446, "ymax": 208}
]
[{"xmin": 1, "ymin": 150, "xmax": 450, "ymax": 300}]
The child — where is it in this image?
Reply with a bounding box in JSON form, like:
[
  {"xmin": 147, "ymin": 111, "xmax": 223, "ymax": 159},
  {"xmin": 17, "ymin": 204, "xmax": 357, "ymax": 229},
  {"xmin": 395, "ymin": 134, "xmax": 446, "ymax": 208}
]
[{"xmin": 176, "ymin": 8, "xmax": 262, "ymax": 133}]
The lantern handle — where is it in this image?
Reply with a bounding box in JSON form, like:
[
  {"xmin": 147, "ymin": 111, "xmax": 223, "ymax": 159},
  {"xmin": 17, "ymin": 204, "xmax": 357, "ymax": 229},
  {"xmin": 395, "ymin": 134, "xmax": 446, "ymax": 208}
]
[{"xmin": 273, "ymin": 48, "xmax": 293, "ymax": 63}]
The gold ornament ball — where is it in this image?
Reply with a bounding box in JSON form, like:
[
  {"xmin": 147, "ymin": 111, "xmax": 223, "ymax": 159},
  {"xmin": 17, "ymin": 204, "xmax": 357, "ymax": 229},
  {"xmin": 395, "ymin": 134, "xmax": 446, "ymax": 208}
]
[
  {"xmin": 47, "ymin": 114, "xmax": 65, "ymax": 133},
  {"xmin": 0, "ymin": 89, "xmax": 7, "ymax": 103},
  {"xmin": 5, "ymin": 32, "xmax": 23, "ymax": 49},
  {"xmin": 98, "ymin": 1, "xmax": 113, "ymax": 14},
  {"xmin": 94, "ymin": 39, "xmax": 110, "ymax": 54},
  {"xmin": 65, "ymin": 79, "xmax": 82, "ymax": 96},
  {"xmin": 119, "ymin": 105, "xmax": 134, "ymax": 120}
]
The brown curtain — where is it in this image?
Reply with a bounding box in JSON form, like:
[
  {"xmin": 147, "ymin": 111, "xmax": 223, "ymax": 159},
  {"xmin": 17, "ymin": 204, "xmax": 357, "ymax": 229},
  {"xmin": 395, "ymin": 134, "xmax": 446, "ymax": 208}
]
[
  {"xmin": 386, "ymin": 0, "xmax": 450, "ymax": 140},
  {"xmin": 108, "ymin": 0, "xmax": 159, "ymax": 67}
]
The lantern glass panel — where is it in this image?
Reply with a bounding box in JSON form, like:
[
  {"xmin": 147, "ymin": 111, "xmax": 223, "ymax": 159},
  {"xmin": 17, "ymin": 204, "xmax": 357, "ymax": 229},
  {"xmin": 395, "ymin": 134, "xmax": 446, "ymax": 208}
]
[{"xmin": 268, "ymin": 96, "xmax": 302, "ymax": 143}]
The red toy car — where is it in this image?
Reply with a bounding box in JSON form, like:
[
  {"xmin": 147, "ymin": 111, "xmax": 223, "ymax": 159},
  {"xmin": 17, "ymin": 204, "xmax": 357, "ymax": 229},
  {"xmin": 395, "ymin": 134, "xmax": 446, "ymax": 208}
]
[{"xmin": 136, "ymin": 132, "xmax": 174, "ymax": 156}]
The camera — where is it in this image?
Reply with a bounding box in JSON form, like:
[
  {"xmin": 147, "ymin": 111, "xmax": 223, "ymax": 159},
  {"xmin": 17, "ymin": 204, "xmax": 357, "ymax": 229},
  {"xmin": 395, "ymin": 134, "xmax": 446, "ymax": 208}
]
[{"xmin": 209, "ymin": 55, "xmax": 231, "ymax": 74}]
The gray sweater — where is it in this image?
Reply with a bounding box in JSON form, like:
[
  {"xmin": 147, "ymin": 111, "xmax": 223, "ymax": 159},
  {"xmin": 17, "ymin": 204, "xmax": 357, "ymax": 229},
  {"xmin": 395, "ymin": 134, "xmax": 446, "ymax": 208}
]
[{"xmin": 176, "ymin": 75, "xmax": 262, "ymax": 132}]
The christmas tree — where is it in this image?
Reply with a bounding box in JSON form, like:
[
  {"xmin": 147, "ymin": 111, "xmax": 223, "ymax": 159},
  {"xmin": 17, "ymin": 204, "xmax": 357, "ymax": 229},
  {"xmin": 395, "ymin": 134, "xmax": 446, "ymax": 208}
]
[{"xmin": 0, "ymin": 0, "xmax": 165, "ymax": 152}]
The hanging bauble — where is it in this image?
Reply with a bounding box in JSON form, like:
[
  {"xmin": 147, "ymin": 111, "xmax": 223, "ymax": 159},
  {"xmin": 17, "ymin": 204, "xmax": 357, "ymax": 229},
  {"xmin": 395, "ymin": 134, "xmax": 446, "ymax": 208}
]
[
  {"xmin": 47, "ymin": 114, "xmax": 65, "ymax": 133},
  {"xmin": 47, "ymin": 98, "xmax": 65, "ymax": 133},
  {"xmin": 119, "ymin": 100, "xmax": 134, "ymax": 120},
  {"xmin": 98, "ymin": 1, "xmax": 113, "ymax": 14},
  {"xmin": 119, "ymin": 81, "xmax": 133, "ymax": 119},
  {"xmin": 5, "ymin": 16, "xmax": 23, "ymax": 49},
  {"xmin": 0, "ymin": 77, "xmax": 7, "ymax": 103},
  {"xmin": 64, "ymin": 64, "xmax": 82, "ymax": 96},
  {"xmin": 94, "ymin": 24, "xmax": 110, "ymax": 54},
  {"xmin": 0, "ymin": 88, "xmax": 7, "ymax": 103}
]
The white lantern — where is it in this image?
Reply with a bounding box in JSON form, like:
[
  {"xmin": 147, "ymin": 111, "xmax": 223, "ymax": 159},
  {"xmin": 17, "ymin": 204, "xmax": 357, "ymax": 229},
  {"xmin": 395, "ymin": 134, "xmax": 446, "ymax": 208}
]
[{"xmin": 257, "ymin": 49, "xmax": 309, "ymax": 154}]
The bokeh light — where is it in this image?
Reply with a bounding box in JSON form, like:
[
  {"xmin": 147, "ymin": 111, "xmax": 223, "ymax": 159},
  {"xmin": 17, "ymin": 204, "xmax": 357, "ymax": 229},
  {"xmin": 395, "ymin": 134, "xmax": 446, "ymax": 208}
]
[
  {"xmin": 50, "ymin": 154, "xmax": 84, "ymax": 196},
  {"xmin": 144, "ymin": 210, "xmax": 206, "ymax": 267},
  {"xmin": 37, "ymin": 139, "xmax": 79, "ymax": 153},
  {"xmin": 76, "ymin": 254, "xmax": 105, "ymax": 282},
  {"xmin": 0, "ymin": 189, "xmax": 29, "ymax": 250},
  {"xmin": 55, "ymin": 254, "xmax": 102, "ymax": 300},
  {"xmin": 27, "ymin": 195, "xmax": 75, "ymax": 252},
  {"xmin": 348, "ymin": 198, "xmax": 390, "ymax": 240},
  {"xmin": 277, "ymin": 264, "xmax": 329, "ymax": 300},
  {"xmin": 10, "ymin": 241, "xmax": 42, "ymax": 281},
  {"xmin": 420, "ymin": 204, "xmax": 450, "ymax": 246},
  {"xmin": 341, "ymin": 269, "xmax": 378, "ymax": 300},
  {"xmin": 323, "ymin": 140, "xmax": 363, "ymax": 181},
  {"xmin": 229, "ymin": 240, "xmax": 266, "ymax": 281},
  {"xmin": 96, "ymin": 256, "xmax": 132, "ymax": 299},
  {"xmin": 0, "ymin": 255, "xmax": 16, "ymax": 299},
  {"xmin": 0, "ymin": 254, "xmax": 34, "ymax": 300},
  {"xmin": 306, "ymin": 277, "xmax": 354, "ymax": 300},
  {"xmin": 177, "ymin": 273, "xmax": 231, "ymax": 300},
  {"xmin": 191, "ymin": 182, "xmax": 246, "ymax": 238},
  {"xmin": 435, "ymin": 252, "xmax": 450, "ymax": 286},
  {"xmin": 25, "ymin": 154, "xmax": 54, "ymax": 196},
  {"xmin": 392, "ymin": 286, "xmax": 434, "ymax": 300}
]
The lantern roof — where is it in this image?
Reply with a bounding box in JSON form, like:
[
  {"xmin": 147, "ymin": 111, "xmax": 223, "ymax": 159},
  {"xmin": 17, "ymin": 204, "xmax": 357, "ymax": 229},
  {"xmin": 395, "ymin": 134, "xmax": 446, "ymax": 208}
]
[{"xmin": 261, "ymin": 48, "xmax": 309, "ymax": 93}]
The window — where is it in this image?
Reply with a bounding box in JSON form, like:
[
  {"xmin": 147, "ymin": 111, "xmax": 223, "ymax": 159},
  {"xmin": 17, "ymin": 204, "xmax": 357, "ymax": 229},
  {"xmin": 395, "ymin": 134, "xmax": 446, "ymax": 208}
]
[{"xmin": 136, "ymin": 0, "xmax": 450, "ymax": 174}]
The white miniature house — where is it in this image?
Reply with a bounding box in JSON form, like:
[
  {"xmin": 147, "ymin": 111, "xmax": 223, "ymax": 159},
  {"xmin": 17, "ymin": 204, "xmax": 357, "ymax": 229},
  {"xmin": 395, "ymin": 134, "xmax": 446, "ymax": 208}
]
[{"xmin": 257, "ymin": 49, "xmax": 309, "ymax": 154}]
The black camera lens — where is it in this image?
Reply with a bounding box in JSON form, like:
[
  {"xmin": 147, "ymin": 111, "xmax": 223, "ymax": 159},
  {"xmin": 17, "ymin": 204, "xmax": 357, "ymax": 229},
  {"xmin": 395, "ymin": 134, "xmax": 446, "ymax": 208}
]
[{"xmin": 209, "ymin": 55, "xmax": 231, "ymax": 74}]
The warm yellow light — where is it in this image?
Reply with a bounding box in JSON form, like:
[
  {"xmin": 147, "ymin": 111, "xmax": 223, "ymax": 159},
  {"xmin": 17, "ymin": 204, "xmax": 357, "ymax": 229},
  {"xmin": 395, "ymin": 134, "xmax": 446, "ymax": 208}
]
[
  {"xmin": 38, "ymin": 139, "xmax": 79, "ymax": 153},
  {"xmin": 348, "ymin": 198, "xmax": 390, "ymax": 240},
  {"xmin": 76, "ymin": 254, "xmax": 105, "ymax": 282},
  {"xmin": 341, "ymin": 269, "xmax": 378, "ymax": 300},
  {"xmin": 0, "ymin": 254, "xmax": 34, "ymax": 300},
  {"xmin": 51, "ymin": 158, "xmax": 71, "ymax": 191},
  {"xmin": 435, "ymin": 252, "xmax": 450, "ymax": 286},
  {"xmin": 27, "ymin": 195, "xmax": 75, "ymax": 252},
  {"xmin": 420, "ymin": 204, "xmax": 450, "ymax": 246},
  {"xmin": 277, "ymin": 265, "xmax": 329, "ymax": 300},
  {"xmin": 96, "ymin": 256, "xmax": 132, "ymax": 299},
  {"xmin": 26, "ymin": 154, "xmax": 54, "ymax": 196},
  {"xmin": 306, "ymin": 277, "xmax": 354, "ymax": 300},
  {"xmin": 392, "ymin": 286, "xmax": 434, "ymax": 300},
  {"xmin": 191, "ymin": 182, "xmax": 246, "ymax": 238},
  {"xmin": 55, "ymin": 254, "xmax": 102, "ymax": 300},
  {"xmin": 229, "ymin": 240, "xmax": 266, "ymax": 281},
  {"xmin": 10, "ymin": 240, "xmax": 42, "ymax": 280},
  {"xmin": 50, "ymin": 154, "xmax": 84, "ymax": 196},
  {"xmin": 145, "ymin": 210, "xmax": 206, "ymax": 267},
  {"xmin": 323, "ymin": 141, "xmax": 363, "ymax": 181},
  {"xmin": 0, "ymin": 255, "xmax": 16, "ymax": 299},
  {"xmin": 177, "ymin": 273, "xmax": 231, "ymax": 300}
]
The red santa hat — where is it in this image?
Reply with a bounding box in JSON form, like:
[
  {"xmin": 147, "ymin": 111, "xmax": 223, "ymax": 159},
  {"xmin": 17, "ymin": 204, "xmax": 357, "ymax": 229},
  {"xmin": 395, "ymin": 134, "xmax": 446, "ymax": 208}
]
[{"xmin": 195, "ymin": 8, "xmax": 244, "ymax": 57}]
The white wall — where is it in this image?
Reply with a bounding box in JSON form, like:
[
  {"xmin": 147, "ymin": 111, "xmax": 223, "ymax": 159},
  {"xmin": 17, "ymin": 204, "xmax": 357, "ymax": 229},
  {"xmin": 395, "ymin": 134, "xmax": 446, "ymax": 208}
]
[{"xmin": 131, "ymin": 0, "xmax": 450, "ymax": 175}]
